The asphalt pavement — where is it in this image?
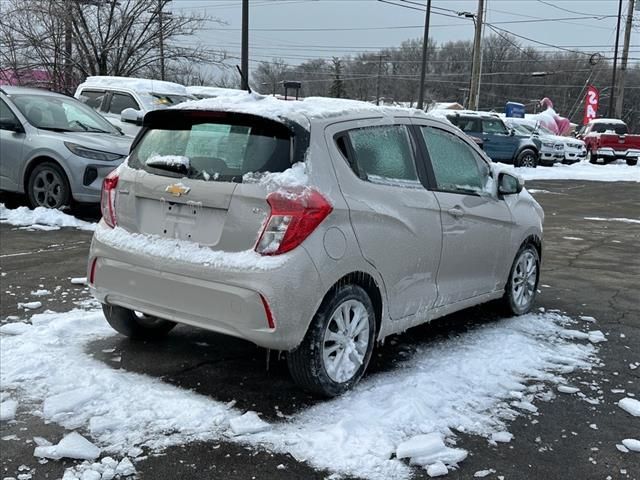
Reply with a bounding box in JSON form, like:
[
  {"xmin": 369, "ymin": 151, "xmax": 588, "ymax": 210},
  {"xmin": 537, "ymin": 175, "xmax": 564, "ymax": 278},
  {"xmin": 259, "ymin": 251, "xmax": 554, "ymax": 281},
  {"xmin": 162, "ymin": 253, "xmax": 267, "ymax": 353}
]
[{"xmin": 1, "ymin": 180, "xmax": 638, "ymax": 480}]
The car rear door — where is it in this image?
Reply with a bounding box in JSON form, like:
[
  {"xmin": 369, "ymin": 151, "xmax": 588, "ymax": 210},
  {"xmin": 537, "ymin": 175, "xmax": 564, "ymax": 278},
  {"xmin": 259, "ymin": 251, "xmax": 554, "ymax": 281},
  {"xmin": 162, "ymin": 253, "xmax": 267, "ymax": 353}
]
[
  {"xmin": 482, "ymin": 118, "xmax": 515, "ymax": 161},
  {"xmin": 415, "ymin": 121, "xmax": 513, "ymax": 306},
  {"xmin": 325, "ymin": 119, "xmax": 442, "ymax": 320}
]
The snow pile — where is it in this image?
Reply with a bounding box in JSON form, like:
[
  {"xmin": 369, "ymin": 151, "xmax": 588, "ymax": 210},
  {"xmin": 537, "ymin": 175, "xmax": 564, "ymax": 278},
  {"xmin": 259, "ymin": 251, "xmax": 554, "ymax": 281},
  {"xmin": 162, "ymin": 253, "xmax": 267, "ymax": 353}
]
[
  {"xmin": 505, "ymin": 160, "xmax": 640, "ymax": 182},
  {"xmin": 621, "ymin": 439, "xmax": 640, "ymax": 452},
  {"xmin": 17, "ymin": 301, "xmax": 42, "ymax": 310},
  {"xmin": 94, "ymin": 223, "xmax": 287, "ymax": 271},
  {"xmin": 174, "ymin": 92, "xmax": 426, "ymax": 130},
  {"xmin": 62, "ymin": 456, "xmax": 136, "ymax": 480},
  {"xmin": 1, "ymin": 307, "xmax": 598, "ymax": 480},
  {"xmin": 253, "ymin": 311, "xmax": 597, "ymax": 479},
  {"xmin": 584, "ymin": 217, "xmax": 640, "ymax": 225},
  {"xmin": 0, "ymin": 397, "xmax": 18, "ymax": 421},
  {"xmin": 34, "ymin": 432, "xmax": 101, "ymax": 460},
  {"xmin": 618, "ymin": 398, "xmax": 640, "ymax": 417},
  {"xmin": 0, "ymin": 204, "xmax": 96, "ymax": 231}
]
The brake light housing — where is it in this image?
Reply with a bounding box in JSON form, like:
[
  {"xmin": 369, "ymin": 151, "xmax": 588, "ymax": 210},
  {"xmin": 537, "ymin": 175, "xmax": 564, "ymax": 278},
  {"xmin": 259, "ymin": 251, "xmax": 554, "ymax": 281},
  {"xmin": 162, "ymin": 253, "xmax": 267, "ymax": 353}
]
[
  {"xmin": 256, "ymin": 188, "xmax": 332, "ymax": 255},
  {"xmin": 101, "ymin": 170, "xmax": 119, "ymax": 228}
]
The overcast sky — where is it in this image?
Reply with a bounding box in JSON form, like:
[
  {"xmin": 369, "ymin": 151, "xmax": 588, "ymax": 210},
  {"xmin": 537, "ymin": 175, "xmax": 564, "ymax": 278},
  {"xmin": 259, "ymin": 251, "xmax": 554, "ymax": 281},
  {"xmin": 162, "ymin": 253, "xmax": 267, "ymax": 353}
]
[{"xmin": 172, "ymin": 0, "xmax": 639, "ymax": 70}]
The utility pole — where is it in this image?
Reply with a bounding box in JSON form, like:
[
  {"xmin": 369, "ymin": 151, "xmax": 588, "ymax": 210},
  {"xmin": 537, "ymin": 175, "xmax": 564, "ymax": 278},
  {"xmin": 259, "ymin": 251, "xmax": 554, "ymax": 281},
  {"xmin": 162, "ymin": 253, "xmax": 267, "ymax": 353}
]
[
  {"xmin": 155, "ymin": 0, "xmax": 172, "ymax": 81},
  {"xmin": 241, "ymin": 0, "xmax": 249, "ymax": 90},
  {"xmin": 416, "ymin": 0, "xmax": 432, "ymax": 110},
  {"xmin": 614, "ymin": 0, "xmax": 635, "ymax": 118},
  {"xmin": 375, "ymin": 55, "xmax": 386, "ymax": 105},
  {"xmin": 609, "ymin": 0, "xmax": 623, "ymax": 117},
  {"xmin": 468, "ymin": 0, "xmax": 485, "ymax": 111}
]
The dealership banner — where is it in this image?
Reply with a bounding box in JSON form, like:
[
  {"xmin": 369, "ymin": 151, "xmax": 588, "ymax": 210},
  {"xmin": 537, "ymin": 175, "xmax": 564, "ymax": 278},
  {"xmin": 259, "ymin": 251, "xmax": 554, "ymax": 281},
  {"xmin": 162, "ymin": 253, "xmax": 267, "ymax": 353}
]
[{"xmin": 583, "ymin": 86, "xmax": 599, "ymax": 125}]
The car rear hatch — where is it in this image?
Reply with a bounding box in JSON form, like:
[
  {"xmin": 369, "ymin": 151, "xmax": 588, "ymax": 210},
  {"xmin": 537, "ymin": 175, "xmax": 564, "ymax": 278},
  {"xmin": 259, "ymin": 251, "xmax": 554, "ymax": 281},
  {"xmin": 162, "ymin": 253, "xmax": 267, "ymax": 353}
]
[{"xmin": 114, "ymin": 109, "xmax": 308, "ymax": 252}]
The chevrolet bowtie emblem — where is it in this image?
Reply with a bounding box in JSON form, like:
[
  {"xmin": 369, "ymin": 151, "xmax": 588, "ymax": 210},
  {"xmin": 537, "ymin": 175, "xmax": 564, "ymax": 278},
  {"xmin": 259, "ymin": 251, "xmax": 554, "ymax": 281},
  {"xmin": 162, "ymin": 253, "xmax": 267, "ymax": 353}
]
[{"xmin": 165, "ymin": 184, "xmax": 190, "ymax": 197}]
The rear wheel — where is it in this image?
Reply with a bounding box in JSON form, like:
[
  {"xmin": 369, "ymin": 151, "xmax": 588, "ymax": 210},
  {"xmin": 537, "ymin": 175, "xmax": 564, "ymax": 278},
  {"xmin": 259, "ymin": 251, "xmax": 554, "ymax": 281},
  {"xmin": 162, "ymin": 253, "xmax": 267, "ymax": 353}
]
[
  {"xmin": 287, "ymin": 285, "xmax": 376, "ymax": 397},
  {"xmin": 627, "ymin": 158, "xmax": 638, "ymax": 166},
  {"xmin": 102, "ymin": 304, "xmax": 176, "ymax": 339},
  {"xmin": 587, "ymin": 150, "xmax": 599, "ymax": 164},
  {"xmin": 514, "ymin": 149, "xmax": 537, "ymax": 168},
  {"xmin": 500, "ymin": 244, "xmax": 540, "ymax": 316},
  {"xmin": 27, "ymin": 162, "xmax": 70, "ymax": 209}
]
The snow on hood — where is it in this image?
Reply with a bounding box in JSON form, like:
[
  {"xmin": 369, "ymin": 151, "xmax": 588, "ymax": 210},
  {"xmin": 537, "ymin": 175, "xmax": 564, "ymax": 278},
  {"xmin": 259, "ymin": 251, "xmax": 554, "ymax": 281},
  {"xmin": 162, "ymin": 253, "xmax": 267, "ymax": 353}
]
[{"xmin": 173, "ymin": 92, "xmax": 429, "ymax": 130}]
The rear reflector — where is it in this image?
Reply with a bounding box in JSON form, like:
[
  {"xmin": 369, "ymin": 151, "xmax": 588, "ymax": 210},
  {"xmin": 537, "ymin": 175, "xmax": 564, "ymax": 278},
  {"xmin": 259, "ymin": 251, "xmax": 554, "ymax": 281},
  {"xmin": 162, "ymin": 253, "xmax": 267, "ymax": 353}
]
[
  {"xmin": 259, "ymin": 294, "xmax": 276, "ymax": 329},
  {"xmin": 256, "ymin": 188, "xmax": 332, "ymax": 255}
]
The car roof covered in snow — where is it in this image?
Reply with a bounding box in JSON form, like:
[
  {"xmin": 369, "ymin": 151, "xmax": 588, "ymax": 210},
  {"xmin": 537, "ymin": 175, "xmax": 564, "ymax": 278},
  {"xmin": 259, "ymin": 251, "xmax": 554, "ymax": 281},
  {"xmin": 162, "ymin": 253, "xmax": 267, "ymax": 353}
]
[
  {"xmin": 170, "ymin": 92, "xmax": 432, "ymax": 130},
  {"xmin": 589, "ymin": 118, "xmax": 626, "ymax": 125},
  {"xmin": 77, "ymin": 76, "xmax": 189, "ymax": 96}
]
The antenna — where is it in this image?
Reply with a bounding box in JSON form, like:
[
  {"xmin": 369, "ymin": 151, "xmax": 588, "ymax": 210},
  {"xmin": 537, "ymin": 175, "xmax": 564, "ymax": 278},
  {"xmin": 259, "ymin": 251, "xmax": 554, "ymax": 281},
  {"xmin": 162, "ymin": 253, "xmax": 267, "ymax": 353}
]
[{"xmin": 236, "ymin": 66, "xmax": 252, "ymax": 94}]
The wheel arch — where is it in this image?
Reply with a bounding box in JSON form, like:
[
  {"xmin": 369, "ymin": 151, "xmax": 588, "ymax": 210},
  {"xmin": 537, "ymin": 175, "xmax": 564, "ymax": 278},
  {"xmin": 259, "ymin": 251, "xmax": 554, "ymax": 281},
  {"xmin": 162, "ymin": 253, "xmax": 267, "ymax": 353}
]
[
  {"xmin": 515, "ymin": 145, "xmax": 539, "ymax": 159},
  {"xmin": 521, "ymin": 234, "xmax": 542, "ymax": 262},
  {"xmin": 23, "ymin": 155, "xmax": 71, "ymax": 194}
]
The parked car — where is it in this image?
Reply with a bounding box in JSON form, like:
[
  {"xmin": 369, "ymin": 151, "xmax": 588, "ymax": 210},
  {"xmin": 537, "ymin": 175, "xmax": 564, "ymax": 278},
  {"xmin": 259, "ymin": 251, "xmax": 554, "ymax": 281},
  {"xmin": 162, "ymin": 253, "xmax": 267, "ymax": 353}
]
[
  {"xmin": 0, "ymin": 86, "xmax": 131, "ymax": 208},
  {"xmin": 88, "ymin": 96, "xmax": 544, "ymax": 396},
  {"xmin": 504, "ymin": 118, "xmax": 564, "ymax": 166},
  {"xmin": 446, "ymin": 111, "xmax": 540, "ymax": 167},
  {"xmin": 579, "ymin": 118, "xmax": 640, "ymax": 166},
  {"xmin": 75, "ymin": 76, "xmax": 195, "ymax": 136}
]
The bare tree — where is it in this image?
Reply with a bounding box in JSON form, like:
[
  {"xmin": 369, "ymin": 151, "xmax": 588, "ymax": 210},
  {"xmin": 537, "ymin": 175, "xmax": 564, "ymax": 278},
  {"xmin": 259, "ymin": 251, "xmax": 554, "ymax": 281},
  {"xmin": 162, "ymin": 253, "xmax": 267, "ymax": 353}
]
[
  {"xmin": 253, "ymin": 58, "xmax": 289, "ymax": 95},
  {"xmin": 0, "ymin": 0, "xmax": 226, "ymax": 93}
]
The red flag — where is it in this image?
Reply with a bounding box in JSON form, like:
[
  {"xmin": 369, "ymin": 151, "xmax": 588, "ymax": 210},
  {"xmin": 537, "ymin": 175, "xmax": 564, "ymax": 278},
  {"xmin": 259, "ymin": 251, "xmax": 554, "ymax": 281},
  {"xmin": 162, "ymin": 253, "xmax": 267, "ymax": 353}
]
[{"xmin": 583, "ymin": 86, "xmax": 599, "ymax": 125}]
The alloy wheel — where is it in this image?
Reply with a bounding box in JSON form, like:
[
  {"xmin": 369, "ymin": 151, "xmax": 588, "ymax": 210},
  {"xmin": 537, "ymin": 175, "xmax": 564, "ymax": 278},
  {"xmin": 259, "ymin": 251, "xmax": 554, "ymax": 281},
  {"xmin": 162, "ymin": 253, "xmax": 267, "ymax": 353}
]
[
  {"xmin": 511, "ymin": 251, "xmax": 537, "ymax": 310},
  {"xmin": 32, "ymin": 168, "xmax": 65, "ymax": 208}
]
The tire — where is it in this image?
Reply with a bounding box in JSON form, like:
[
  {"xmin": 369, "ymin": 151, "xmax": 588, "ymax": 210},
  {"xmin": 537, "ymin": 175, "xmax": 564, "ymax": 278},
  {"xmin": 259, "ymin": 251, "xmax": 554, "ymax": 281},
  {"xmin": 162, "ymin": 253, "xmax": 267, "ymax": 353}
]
[
  {"xmin": 627, "ymin": 158, "xmax": 638, "ymax": 166},
  {"xmin": 514, "ymin": 149, "xmax": 538, "ymax": 168},
  {"xmin": 102, "ymin": 304, "xmax": 176, "ymax": 339},
  {"xmin": 27, "ymin": 162, "xmax": 71, "ymax": 209},
  {"xmin": 587, "ymin": 150, "xmax": 599, "ymax": 164},
  {"xmin": 500, "ymin": 244, "xmax": 540, "ymax": 316},
  {"xmin": 287, "ymin": 284, "xmax": 376, "ymax": 397}
]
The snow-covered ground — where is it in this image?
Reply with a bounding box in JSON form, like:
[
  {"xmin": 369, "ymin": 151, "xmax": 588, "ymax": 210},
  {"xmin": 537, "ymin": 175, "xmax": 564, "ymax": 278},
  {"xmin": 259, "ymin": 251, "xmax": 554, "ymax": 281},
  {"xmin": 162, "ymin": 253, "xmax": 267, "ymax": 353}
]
[
  {"xmin": 1, "ymin": 306, "xmax": 601, "ymax": 479},
  {"xmin": 508, "ymin": 160, "xmax": 640, "ymax": 182},
  {"xmin": 0, "ymin": 204, "xmax": 96, "ymax": 231}
]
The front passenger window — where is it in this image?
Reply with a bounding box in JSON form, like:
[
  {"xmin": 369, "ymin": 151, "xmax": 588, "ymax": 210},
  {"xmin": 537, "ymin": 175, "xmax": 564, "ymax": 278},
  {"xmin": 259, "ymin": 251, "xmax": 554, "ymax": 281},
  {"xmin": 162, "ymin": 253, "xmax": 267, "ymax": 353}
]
[{"xmin": 421, "ymin": 126, "xmax": 492, "ymax": 195}]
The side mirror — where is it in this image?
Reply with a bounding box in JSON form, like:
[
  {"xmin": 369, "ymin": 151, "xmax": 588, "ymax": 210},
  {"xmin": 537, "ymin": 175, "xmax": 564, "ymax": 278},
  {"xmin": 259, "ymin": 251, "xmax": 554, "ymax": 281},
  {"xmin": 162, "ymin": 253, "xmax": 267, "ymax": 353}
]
[
  {"xmin": 121, "ymin": 108, "xmax": 143, "ymax": 126},
  {"xmin": 498, "ymin": 172, "xmax": 523, "ymax": 195},
  {"xmin": 0, "ymin": 118, "xmax": 25, "ymax": 133},
  {"xmin": 509, "ymin": 128, "xmax": 515, "ymax": 136}
]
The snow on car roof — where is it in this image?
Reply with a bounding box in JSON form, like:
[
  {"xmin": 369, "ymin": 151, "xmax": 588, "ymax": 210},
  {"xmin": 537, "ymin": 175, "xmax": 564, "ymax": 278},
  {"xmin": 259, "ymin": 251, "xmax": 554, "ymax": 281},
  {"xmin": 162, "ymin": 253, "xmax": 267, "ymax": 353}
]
[
  {"xmin": 185, "ymin": 86, "xmax": 245, "ymax": 98},
  {"xmin": 79, "ymin": 76, "xmax": 188, "ymax": 96},
  {"xmin": 589, "ymin": 118, "xmax": 626, "ymax": 124},
  {"xmin": 172, "ymin": 92, "xmax": 429, "ymax": 129}
]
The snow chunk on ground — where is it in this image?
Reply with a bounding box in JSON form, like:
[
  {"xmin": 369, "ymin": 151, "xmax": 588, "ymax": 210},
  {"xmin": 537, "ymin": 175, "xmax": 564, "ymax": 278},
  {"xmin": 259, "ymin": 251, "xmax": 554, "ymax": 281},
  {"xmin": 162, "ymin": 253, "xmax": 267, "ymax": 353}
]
[
  {"xmin": 43, "ymin": 387, "xmax": 101, "ymax": 419},
  {"xmin": 0, "ymin": 322, "xmax": 32, "ymax": 335},
  {"xmin": 18, "ymin": 302, "xmax": 42, "ymax": 310},
  {"xmin": 0, "ymin": 399, "xmax": 18, "ymax": 421},
  {"xmin": 474, "ymin": 469, "xmax": 496, "ymax": 477},
  {"xmin": 587, "ymin": 331, "xmax": 607, "ymax": 344},
  {"xmin": 95, "ymin": 224, "xmax": 286, "ymax": 271},
  {"xmin": 490, "ymin": 431, "xmax": 513, "ymax": 443},
  {"xmin": 115, "ymin": 457, "xmax": 136, "ymax": 476},
  {"xmin": 557, "ymin": 385, "xmax": 580, "ymax": 394},
  {"xmin": 0, "ymin": 204, "xmax": 95, "ymax": 231},
  {"xmin": 426, "ymin": 461, "xmax": 448, "ymax": 477},
  {"xmin": 396, "ymin": 433, "xmax": 450, "ymax": 459},
  {"xmin": 584, "ymin": 216, "xmax": 640, "ymax": 225},
  {"xmin": 622, "ymin": 439, "xmax": 640, "ymax": 452},
  {"xmin": 70, "ymin": 277, "xmax": 87, "ymax": 285},
  {"xmin": 34, "ymin": 432, "xmax": 101, "ymax": 460},
  {"xmin": 579, "ymin": 316, "xmax": 596, "ymax": 323},
  {"xmin": 31, "ymin": 289, "xmax": 51, "ymax": 297},
  {"xmin": 618, "ymin": 398, "xmax": 640, "ymax": 417},
  {"xmin": 229, "ymin": 411, "xmax": 271, "ymax": 436}
]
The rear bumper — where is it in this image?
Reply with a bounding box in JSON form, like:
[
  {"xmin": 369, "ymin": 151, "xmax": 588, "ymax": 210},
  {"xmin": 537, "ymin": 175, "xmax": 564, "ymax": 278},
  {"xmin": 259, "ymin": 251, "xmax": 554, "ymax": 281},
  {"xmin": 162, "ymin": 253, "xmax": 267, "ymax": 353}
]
[
  {"xmin": 596, "ymin": 147, "xmax": 640, "ymax": 159},
  {"xmin": 88, "ymin": 224, "xmax": 325, "ymax": 350}
]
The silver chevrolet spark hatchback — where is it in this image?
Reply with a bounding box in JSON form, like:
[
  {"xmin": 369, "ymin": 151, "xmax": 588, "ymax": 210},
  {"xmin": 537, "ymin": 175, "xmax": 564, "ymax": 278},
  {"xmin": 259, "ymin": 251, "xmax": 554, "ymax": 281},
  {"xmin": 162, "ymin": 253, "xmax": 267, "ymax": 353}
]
[{"xmin": 88, "ymin": 96, "xmax": 544, "ymax": 397}]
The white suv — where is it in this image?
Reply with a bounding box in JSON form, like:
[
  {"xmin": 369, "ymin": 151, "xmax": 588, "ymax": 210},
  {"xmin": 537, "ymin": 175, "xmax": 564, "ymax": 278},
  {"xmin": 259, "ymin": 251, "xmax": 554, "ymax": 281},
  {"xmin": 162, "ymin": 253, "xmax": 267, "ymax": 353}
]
[{"xmin": 75, "ymin": 76, "xmax": 194, "ymax": 136}]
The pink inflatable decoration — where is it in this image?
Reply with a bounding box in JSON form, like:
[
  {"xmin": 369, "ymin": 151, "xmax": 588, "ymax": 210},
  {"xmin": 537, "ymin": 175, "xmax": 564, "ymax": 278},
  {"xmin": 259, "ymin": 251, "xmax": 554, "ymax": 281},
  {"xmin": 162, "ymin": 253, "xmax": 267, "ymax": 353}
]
[{"xmin": 532, "ymin": 98, "xmax": 572, "ymax": 136}]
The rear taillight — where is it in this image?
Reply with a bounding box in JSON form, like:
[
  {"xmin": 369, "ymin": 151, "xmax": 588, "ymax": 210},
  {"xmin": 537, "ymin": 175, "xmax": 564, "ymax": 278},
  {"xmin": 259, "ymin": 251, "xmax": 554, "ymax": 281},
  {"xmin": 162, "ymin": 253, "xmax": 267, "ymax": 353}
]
[
  {"xmin": 255, "ymin": 188, "xmax": 332, "ymax": 255},
  {"xmin": 88, "ymin": 257, "xmax": 97, "ymax": 285},
  {"xmin": 100, "ymin": 170, "xmax": 119, "ymax": 228}
]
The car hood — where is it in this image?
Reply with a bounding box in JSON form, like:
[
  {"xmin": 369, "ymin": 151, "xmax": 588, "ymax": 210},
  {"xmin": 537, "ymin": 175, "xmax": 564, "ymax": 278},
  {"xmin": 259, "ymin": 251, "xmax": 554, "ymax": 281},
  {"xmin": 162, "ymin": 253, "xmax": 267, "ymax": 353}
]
[{"xmin": 37, "ymin": 130, "xmax": 133, "ymax": 155}]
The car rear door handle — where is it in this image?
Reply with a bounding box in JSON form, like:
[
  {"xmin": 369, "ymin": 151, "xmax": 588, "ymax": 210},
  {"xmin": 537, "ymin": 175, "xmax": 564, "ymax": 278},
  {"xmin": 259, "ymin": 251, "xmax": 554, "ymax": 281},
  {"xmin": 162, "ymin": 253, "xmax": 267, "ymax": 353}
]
[{"xmin": 447, "ymin": 207, "xmax": 465, "ymax": 218}]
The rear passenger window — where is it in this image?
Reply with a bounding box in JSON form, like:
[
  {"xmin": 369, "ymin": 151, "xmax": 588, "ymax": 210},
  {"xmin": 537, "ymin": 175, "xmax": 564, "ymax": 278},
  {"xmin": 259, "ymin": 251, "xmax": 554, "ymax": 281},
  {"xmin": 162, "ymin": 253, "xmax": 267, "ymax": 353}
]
[
  {"xmin": 78, "ymin": 90, "xmax": 105, "ymax": 110},
  {"xmin": 346, "ymin": 125, "xmax": 420, "ymax": 186},
  {"xmin": 108, "ymin": 93, "xmax": 139, "ymax": 114},
  {"xmin": 421, "ymin": 126, "xmax": 492, "ymax": 195}
]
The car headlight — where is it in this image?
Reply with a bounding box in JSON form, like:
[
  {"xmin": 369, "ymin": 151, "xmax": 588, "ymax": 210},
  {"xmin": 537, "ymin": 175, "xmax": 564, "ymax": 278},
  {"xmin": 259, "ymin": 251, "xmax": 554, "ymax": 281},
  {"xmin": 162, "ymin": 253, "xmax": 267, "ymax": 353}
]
[
  {"xmin": 64, "ymin": 142, "xmax": 124, "ymax": 161},
  {"xmin": 542, "ymin": 141, "xmax": 554, "ymax": 148}
]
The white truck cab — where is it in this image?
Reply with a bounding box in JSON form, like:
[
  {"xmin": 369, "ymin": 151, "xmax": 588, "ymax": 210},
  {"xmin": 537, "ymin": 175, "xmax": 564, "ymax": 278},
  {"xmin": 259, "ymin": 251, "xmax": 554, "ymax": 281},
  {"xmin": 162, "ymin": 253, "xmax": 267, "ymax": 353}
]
[{"xmin": 75, "ymin": 76, "xmax": 194, "ymax": 136}]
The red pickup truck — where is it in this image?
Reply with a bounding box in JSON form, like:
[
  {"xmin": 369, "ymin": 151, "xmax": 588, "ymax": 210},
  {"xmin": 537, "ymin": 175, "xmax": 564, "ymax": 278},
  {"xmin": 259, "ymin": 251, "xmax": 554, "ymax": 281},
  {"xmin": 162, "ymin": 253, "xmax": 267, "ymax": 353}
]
[{"xmin": 580, "ymin": 118, "xmax": 640, "ymax": 166}]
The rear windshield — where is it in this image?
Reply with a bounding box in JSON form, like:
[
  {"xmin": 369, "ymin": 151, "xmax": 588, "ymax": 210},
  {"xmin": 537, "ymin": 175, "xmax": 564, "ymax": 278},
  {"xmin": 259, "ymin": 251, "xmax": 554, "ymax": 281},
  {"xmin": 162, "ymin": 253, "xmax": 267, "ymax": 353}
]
[
  {"xmin": 591, "ymin": 123, "xmax": 627, "ymax": 135},
  {"xmin": 129, "ymin": 121, "xmax": 292, "ymax": 183}
]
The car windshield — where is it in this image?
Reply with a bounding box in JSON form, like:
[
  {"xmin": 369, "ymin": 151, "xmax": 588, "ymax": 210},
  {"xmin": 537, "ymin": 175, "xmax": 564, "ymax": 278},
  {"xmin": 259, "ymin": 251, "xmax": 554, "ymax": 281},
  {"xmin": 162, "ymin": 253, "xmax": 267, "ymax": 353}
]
[
  {"xmin": 10, "ymin": 93, "xmax": 119, "ymax": 134},
  {"xmin": 129, "ymin": 119, "xmax": 292, "ymax": 183}
]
